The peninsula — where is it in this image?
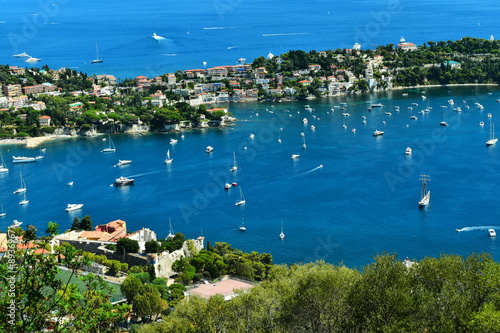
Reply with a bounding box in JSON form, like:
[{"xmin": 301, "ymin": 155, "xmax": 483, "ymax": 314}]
[{"xmin": 0, "ymin": 36, "xmax": 499, "ymax": 144}]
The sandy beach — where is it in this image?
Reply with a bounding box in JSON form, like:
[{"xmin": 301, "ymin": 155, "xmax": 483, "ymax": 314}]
[{"xmin": 0, "ymin": 135, "xmax": 74, "ymax": 148}]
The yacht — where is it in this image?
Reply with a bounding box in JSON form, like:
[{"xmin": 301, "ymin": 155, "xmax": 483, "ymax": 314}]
[
  {"xmin": 373, "ymin": 130, "xmax": 384, "ymax": 136},
  {"xmin": 440, "ymin": 121, "xmax": 449, "ymax": 126},
  {"xmin": 10, "ymin": 220, "xmax": 23, "ymax": 228},
  {"xmin": 152, "ymin": 32, "xmax": 165, "ymax": 40},
  {"xmin": 101, "ymin": 135, "xmax": 116, "ymax": 152},
  {"xmin": 114, "ymin": 176, "xmax": 135, "ymax": 186},
  {"xmin": 0, "ymin": 153, "xmax": 8, "ymax": 172},
  {"xmin": 13, "ymin": 52, "xmax": 29, "ymax": 58},
  {"xmin": 24, "ymin": 56, "xmax": 41, "ymax": 63},
  {"xmin": 165, "ymin": 150, "xmax": 173, "ymax": 165},
  {"xmin": 91, "ymin": 42, "xmax": 103, "ymax": 63},
  {"xmin": 371, "ymin": 103, "xmax": 383, "ymax": 108},
  {"xmin": 206, "ymin": 146, "xmax": 214, "ymax": 153},
  {"xmin": 65, "ymin": 203, "xmax": 84, "ymax": 212},
  {"xmin": 406, "ymin": 147, "xmax": 412, "ymax": 155},
  {"xmin": 14, "ymin": 172, "xmax": 27, "ymax": 194},
  {"xmin": 235, "ymin": 187, "xmax": 245, "ymax": 206},
  {"xmin": 418, "ymin": 174, "xmax": 431, "ymax": 207},
  {"xmin": 116, "ymin": 160, "xmax": 132, "ymax": 166},
  {"xmin": 488, "ymin": 229, "xmax": 496, "ymax": 237},
  {"xmin": 486, "ymin": 119, "xmax": 498, "ymax": 146},
  {"xmin": 12, "ymin": 156, "xmax": 37, "ymax": 163}
]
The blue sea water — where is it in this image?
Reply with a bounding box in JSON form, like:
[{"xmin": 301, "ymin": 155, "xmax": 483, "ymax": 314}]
[
  {"xmin": 1, "ymin": 1, "xmax": 500, "ymax": 268},
  {"xmin": 0, "ymin": 0, "xmax": 499, "ymax": 79},
  {"xmin": 1, "ymin": 86, "xmax": 500, "ymax": 268}
]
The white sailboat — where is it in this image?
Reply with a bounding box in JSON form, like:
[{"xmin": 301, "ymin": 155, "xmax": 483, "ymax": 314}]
[
  {"xmin": 235, "ymin": 187, "xmax": 245, "ymax": 206},
  {"xmin": 230, "ymin": 152, "xmax": 237, "ymax": 172},
  {"xmin": 418, "ymin": 174, "xmax": 431, "ymax": 207},
  {"xmin": 166, "ymin": 218, "xmax": 175, "ymax": 239},
  {"xmin": 0, "ymin": 204, "xmax": 6, "ymax": 217},
  {"xmin": 91, "ymin": 42, "xmax": 103, "ymax": 63},
  {"xmin": 279, "ymin": 219, "xmax": 285, "ymax": 239},
  {"xmin": 239, "ymin": 212, "xmax": 246, "ymax": 231},
  {"xmin": 0, "ymin": 153, "xmax": 8, "ymax": 172},
  {"xmin": 165, "ymin": 149, "xmax": 173, "ymax": 164},
  {"xmin": 14, "ymin": 172, "xmax": 27, "ymax": 194},
  {"xmin": 101, "ymin": 135, "xmax": 116, "ymax": 152},
  {"xmin": 302, "ymin": 134, "xmax": 307, "ymax": 149},
  {"xmin": 486, "ymin": 119, "xmax": 498, "ymax": 146},
  {"xmin": 19, "ymin": 191, "xmax": 29, "ymax": 205}
]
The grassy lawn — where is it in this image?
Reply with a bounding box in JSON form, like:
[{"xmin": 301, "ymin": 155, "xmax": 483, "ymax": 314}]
[{"xmin": 57, "ymin": 269, "xmax": 124, "ymax": 302}]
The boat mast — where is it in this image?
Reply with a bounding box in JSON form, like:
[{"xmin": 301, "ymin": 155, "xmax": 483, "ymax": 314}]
[{"xmin": 419, "ymin": 174, "xmax": 430, "ymax": 198}]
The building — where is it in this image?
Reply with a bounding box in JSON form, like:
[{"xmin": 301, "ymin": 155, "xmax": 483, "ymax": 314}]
[
  {"xmin": 3, "ymin": 84, "xmax": 22, "ymax": 97},
  {"xmin": 39, "ymin": 115, "xmax": 51, "ymax": 126},
  {"xmin": 186, "ymin": 277, "xmax": 254, "ymax": 301},
  {"xmin": 443, "ymin": 60, "xmax": 461, "ymax": 69},
  {"xmin": 397, "ymin": 37, "xmax": 417, "ymax": 51},
  {"xmin": 79, "ymin": 220, "xmax": 127, "ymax": 242},
  {"xmin": 22, "ymin": 84, "xmax": 57, "ymax": 95}
]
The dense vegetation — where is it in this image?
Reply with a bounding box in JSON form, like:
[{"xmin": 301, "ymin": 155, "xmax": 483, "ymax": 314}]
[{"xmin": 136, "ymin": 252, "xmax": 500, "ymax": 333}]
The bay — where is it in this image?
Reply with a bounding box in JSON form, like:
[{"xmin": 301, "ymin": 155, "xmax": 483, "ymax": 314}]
[{"xmin": 1, "ymin": 86, "xmax": 499, "ymax": 268}]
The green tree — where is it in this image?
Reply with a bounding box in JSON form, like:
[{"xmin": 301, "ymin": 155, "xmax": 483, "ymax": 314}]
[
  {"xmin": 45, "ymin": 221, "xmax": 60, "ymax": 237},
  {"xmin": 145, "ymin": 240, "xmax": 159, "ymax": 253},
  {"xmin": 120, "ymin": 274, "xmax": 143, "ymax": 303},
  {"xmin": 116, "ymin": 238, "xmax": 140, "ymax": 254},
  {"xmin": 80, "ymin": 215, "xmax": 93, "ymax": 231}
]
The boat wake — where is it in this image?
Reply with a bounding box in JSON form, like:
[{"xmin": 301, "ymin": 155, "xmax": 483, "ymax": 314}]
[
  {"xmin": 300, "ymin": 165, "xmax": 324, "ymax": 175},
  {"xmin": 203, "ymin": 26, "xmax": 240, "ymax": 30},
  {"xmin": 262, "ymin": 33, "xmax": 309, "ymax": 37},
  {"xmin": 227, "ymin": 46, "xmax": 239, "ymax": 49},
  {"xmin": 161, "ymin": 54, "xmax": 177, "ymax": 56},
  {"xmin": 455, "ymin": 226, "xmax": 497, "ymax": 232}
]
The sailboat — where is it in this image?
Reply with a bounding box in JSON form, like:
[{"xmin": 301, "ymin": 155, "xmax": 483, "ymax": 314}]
[
  {"xmin": 14, "ymin": 172, "xmax": 27, "ymax": 194},
  {"xmin": 239, "ymin": 212, "xmax": 246, "ymax": 231},
  {"xmin": 302, "ymin": 134, "xmax": 307, "ymax": 149},
  {"xmin": 418, "ymin": 174, "xmax": 431, "ymax": 207},
  {"xmin": 279, "ymin": 219, "xmax": 285, "ymax": 239},
  {"xmin": 67, "ymin": 172, "xmax": 74, "ymax": 186},
  {"xmin": 166, "ymin": 218, "xmax": 175, "ymax": 239},
  {"xmin": 0, "ymin": 153, "xmax": 8, "ymax": 172},
  {"xmin": 165, "ymin": 149, "xmax": 173, "ymax": 164},
  {"xmin": 0, "ymin": 205, "xmax": 6, "ymax": 217},
  {"xmin": 91, "ymin": 42, "xmax": 103, "ymax": 63},
  {"xmin": 230, "ymin": 152, "xmax": 237, "ymax": 172},
  {"xmin": 235, "ymin": 187, "xmax": 245, "ymax": 206},
  {"xmin": 101, "ymin": 135, "xmax": 116, "ymax": 152},
  {"xmin": 486, "ymin": 119, "xmax": 498, "ymax": 146},
  {"xmin": 19, "ymin": 191, "xmax": 29, "ymax": 205}
]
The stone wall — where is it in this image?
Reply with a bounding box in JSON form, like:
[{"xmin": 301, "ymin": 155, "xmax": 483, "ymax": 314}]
[{"xmin": 155, "ymin": 237, "xmax": 204, "ymax": 278}]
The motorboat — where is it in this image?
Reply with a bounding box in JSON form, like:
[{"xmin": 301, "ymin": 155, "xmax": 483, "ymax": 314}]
[
  {"xmin": 206, "ymin": 146, "xmax": 214, "ymax": 153},
  {"xmin": 114, "ymin": 176, "xmax": 135, "ymax": 186},
  {"xmin": 371, "ymin": 103, "xmax": 383, "ymax": 108},
  {"xmin": 291, "ymin": 154, "xmax": 300, "ymax": 159},
  {"xmin": 303, "ymin": 118, "xmax": 308, "ymax": 124},
  {"xmin": 410, "ymin": 115, "xmax": 418, "ymax": 120},
  {"xmin": 480, "ymin": 121, "xmax": 484, "ymax": 127},
  {"xmin": 65, "ymin": 203, "xmax": 83, "ymax": 212},
  {"xmin": 418, "ymin": 174, "xmax": 431, "ymax": 207},
  {"xmin": 152, "ymin": 32, "xmax": 165, "ymax": 40},
  {"xmin": 24, "ymin": 56, "xmax": 41, "ymax": 63},
  {"xmin": 385, "ymin": 112, "xmax": 392, "ymax": 116},
  {"xmin": 12, "ymin": 156, "xmax": 37, "ymax": 163},
  {"xmin": 224, "ymin": 183, "xmax": 232, "ymax": 190},
  {"xmin": 249, "ymin": 133, "xmax": 255, "ymax": 139},
  {"xmin": 488, "ymin": 229, "xmax": 496, "ymax": 237},
  {"xmin": 10, "ymin": 220, "xmax": 23, "ymax": 228},
  {"xmin": 373, "ymin": 130, "xmax": 384, "ymax": 136},
  {"xmin": 116, "ymin": 160, "xmax": 132, "ymax": 166},
  {"xmin": 13, "ymin": 52, "xmax": 29, "ymax": 58},
  {"xmin": 406, "ymin": 147, "xmax": 412, "ymax": 155},
  {"xmin": 440, "ymin": 121, "xmax": 449, "ymax": 126},
  {"xmin": 310, "ymin": 125, "xmax": 316, "ymax": 131},
  {"xmin": 170, "ymin": 138, "xmax": 178, "ymax": 144},
  {"xmin": 237, "ymin": 58, "xmax": 246, "ymax": 64}
]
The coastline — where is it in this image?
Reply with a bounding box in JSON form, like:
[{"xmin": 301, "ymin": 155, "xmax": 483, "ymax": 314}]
[{"xmin": 0, "ymin": 83, "xmax": 497, "ymax": 149}]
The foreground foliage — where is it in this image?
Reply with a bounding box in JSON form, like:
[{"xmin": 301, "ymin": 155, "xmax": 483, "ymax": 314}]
[{"xmin": 138, "ymin": 253, "xmax": 500, "ymax": 333}]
